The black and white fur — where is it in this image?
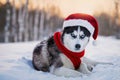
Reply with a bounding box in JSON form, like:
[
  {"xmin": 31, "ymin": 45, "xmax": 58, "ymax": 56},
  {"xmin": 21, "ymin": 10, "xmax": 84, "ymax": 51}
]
[{"xmin": 32, "ymin": 26, "xmax": 112, "ymax": 77}]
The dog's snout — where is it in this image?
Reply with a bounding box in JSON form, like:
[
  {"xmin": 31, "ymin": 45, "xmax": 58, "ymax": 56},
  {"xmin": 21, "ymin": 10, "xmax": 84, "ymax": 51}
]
[{"xmin": 75, "ymin": 44, "xmax": 81, "ymax": 49}]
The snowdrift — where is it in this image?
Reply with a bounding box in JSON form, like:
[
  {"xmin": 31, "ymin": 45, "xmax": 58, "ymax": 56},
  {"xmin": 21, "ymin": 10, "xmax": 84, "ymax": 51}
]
[{"xmin": 0, "ymin": 36, "xmax": 120, "ymax": 80}]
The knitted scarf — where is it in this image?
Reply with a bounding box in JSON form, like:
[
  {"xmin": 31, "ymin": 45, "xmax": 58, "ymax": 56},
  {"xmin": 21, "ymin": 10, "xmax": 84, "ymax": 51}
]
[{"xmin": 53, "ymin": 32, "xmax": 85, "ymax": 70}]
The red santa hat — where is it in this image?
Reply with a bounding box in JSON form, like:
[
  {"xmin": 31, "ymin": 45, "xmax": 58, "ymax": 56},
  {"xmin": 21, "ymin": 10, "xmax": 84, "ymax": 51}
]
[{"xmin": 63, "ymin": 13, "xmax": 98, "ymax": 40}]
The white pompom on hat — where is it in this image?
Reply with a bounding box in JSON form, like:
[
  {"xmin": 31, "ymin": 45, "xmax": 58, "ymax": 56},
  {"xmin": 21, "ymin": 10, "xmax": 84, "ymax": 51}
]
[{"xmin": 63, "ymin": 13, "xmax": 98, "ymax": 40}]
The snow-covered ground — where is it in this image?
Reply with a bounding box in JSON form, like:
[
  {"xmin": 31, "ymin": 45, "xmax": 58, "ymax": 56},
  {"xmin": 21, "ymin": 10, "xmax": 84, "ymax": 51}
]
[{"xmin": 0, "ymin": 36, "xmax": 120, "ymax": 80}]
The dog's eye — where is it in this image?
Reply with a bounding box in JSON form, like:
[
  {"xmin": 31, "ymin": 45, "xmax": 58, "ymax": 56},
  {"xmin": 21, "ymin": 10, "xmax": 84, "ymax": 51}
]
[
  {"xmin": 71, "ymin": 33, "xmax": 77, "ymax": 38},
  {"xmin": 80, "ymin": 35, "xmax": 85, "ymax": 39}
]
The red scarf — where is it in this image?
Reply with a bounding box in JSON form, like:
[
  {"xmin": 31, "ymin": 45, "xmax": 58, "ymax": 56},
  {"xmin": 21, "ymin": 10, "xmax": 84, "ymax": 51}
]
[{"xmin": 53, "ymin": 32, "xmax": 85, "ymax": 70}]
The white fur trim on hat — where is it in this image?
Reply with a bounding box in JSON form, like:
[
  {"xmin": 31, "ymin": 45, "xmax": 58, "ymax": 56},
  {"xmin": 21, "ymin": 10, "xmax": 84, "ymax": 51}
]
[{"xmin": 63, "ymin": 19, "xmax": 95, "ymax": 35}]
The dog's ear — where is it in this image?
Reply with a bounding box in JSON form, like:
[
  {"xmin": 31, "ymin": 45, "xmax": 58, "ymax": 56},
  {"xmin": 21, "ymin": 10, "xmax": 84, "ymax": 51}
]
[
  {"xmin": 81, "ymin": 26, "xmax": 91, "ymax": 37},
  {"xmin": 63, "ymin": 26, "xmax": 77, "ymax": 34},
  {"xmin": 47, "ymin": 36, "xmax": 54, "ymax": 46}
]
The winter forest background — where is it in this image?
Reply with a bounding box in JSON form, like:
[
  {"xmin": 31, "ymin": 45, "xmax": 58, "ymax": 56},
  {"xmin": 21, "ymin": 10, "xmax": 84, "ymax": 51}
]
[{"xmin": 0, "ymin": 0, "xmax": 120, "ymax": 43}]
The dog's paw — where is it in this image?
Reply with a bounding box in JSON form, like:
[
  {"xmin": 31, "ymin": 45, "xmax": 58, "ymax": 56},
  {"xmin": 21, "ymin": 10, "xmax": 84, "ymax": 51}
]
[
  {"xmin": 81, "ymin": 69, "xmax": 91, "ymax": 74},
  {"xmin": 87, "ymin": 65, "xmax": 94, "ymax": 71},
  {"xmin": 79, "ymin": 63, "xmax": 92, "ymax": 74}
]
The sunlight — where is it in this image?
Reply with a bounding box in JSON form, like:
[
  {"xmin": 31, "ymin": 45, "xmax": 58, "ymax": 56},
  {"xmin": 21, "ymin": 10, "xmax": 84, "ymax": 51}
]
[
  {"xmin": 56, "ymin": 0, "xmax": 115, "ymax": 17},
  {"xmin": 0, "ymin": 0, "xmax": 115, "ymax": 17}
]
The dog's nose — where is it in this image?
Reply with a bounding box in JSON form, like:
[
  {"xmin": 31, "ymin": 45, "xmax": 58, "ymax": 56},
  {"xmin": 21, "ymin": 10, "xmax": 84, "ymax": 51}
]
[{"xmin": 75, "ymin": 44, "xmax": 81, "ymax": 49}]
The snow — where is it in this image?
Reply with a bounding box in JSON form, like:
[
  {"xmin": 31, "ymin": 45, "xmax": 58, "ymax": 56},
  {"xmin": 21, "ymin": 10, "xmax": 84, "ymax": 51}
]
[{"xmin": 0, "ymin": 36, "xmax": 120, "ymax": 80}]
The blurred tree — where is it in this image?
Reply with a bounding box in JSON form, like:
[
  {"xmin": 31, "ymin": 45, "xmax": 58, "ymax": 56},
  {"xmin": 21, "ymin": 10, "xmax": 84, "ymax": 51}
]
[
  {"xmin": 39, "ymin": 10, "xmax": 44, "ymax": 39},
  {"xmin": 4, "ymin": 0, "xmax": 11, "ymax": 43},
  {"xmin": 114, "ymin": 0, "xmax": 120, "ymax": 39},
  {"xmin": 95, "ymin": 13, "xmax": 120, "ymax": 36},
  {"xmin": 18, "ymin": 0, "xmax": 24, "ymax": 42},
  {"xmin": 0, "ymin": 3, "xmax": 6, "ymax": 42},
  {"xmin": 11, "ymin": 0, "xmax": 17, "ymax": 42},
  {"xmin": 33, "ymin": 1, "xmax": 39, "ymax": 41},
  {"xmin": 114, "ymin": 0, "xmax": 119, "ymax": 23},
  {"xmin": 94, "ymin": 0, "xmax": 120, "ymax": 37},
  {"xmin": 24, "ymin": 0, "xmax": 29, "ymax": 41},
  {"xmin": 0, "ymin": 0, "xmax": 63, "ymax": 42}
]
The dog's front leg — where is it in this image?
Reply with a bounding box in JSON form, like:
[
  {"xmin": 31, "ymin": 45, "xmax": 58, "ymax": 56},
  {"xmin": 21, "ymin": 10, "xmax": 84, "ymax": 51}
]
[
  {"xmin": 52, "ymin": 67, "xmax": 83, "ymax": 77},
  {"xmin": 78, "ymin": 62, "xmax": 91, "ymax": 74}
]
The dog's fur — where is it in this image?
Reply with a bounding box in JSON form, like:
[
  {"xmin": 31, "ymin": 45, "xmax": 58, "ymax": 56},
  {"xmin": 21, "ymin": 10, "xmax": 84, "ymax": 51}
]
[{"xmin": 32, "ymin": 26, "xmax": 112, "ymax": 77}]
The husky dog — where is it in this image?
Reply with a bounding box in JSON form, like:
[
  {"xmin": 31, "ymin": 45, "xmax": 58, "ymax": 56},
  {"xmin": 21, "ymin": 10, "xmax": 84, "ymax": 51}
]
[
  {"xmin": 32, "ymin": 13, "xmax": 112, "ymax": 77},
  {"xmin": 32, "ymin": 26, "xmax": 111, "ymax": 77}
]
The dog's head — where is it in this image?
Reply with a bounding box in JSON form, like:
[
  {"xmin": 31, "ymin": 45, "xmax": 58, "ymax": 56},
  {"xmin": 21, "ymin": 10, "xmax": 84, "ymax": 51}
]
[{"xmin": 62, "ymin": 26, "xmax": 91, "ymax": 52}]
